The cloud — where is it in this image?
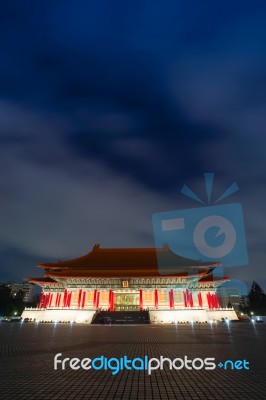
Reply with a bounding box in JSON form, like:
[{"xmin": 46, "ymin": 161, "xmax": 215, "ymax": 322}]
[{"xmin": 0, "ymin": 102, "xmax": 178, "ymax": 263}]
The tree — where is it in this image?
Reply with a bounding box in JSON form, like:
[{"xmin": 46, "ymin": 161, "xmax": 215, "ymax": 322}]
[
  {"xmin": 0, "ymin": 286, "xmax": 27, "ymax": 317},
  {"xmin": 0, "ymin": 285, "xmax": 12, "ymax": 316},
  {"xmin": 248, "ymin": 281, "xmax": 266, "ymax": 315},
  {"xmin": 238, "ymin": 295, "xmax": 250, "ymax": 313}
]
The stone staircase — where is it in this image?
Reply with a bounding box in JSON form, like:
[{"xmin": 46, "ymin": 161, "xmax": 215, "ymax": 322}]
[{"xmin": 91, "ymin": 311, "xmax": 150, "ymax": 324}]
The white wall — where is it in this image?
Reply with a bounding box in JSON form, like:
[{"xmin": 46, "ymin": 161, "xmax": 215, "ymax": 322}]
[
  {"xmin": 22, "ymin": 309, "xmax": 95, "ymax": 323},
  {"xmin": 22, "ymin": 307, "xmax": 238, "ymax": 324},
  {"xmin": 149, "ymin": 309, "xmax": 238, "ymax": 324},
  {"xmin": 206, "ymin": 309, "xmax": 238, "ymax": 321}
]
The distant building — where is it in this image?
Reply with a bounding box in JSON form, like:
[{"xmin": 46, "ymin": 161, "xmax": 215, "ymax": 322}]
[
  {"xmin": 8, "ymin": 282, "xmax": 35, "ymax": 303},
  {"xmin": 218, "ymin": 287, "xmax": 241, "ymax": 310}
]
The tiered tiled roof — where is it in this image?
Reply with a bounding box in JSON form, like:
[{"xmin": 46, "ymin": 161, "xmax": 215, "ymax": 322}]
[{"xmin": 28, "ymin": 244, "xmax": 222, "ymax": 283}]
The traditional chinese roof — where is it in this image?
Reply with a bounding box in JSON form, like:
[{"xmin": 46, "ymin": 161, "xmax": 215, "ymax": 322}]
[
  {"xmin": 28, "ymin": 277, "xmax": 60, "ymax": 284},
  {"xmin": 198, "ymin": 274, "xmax": 230, "ymax": 283},
  {"xmin": 27, "ymin": 244, "xmax": 224, "ymax": 285},
  {"xmin": 38, "ymin": 244, "xmax": 221, "ymax": 275},
  {"xmin": 44, "ymin": 269, "xmax": 209, "ymax": 279}
]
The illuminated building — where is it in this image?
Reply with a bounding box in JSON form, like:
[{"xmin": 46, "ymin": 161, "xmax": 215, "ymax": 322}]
[{"xmin": 22, "ymin": 244, "xmax": 238, "ymax": 323}]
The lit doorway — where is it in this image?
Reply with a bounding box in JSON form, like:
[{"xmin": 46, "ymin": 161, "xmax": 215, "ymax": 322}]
[{"xmin": 114, "ymin": 293, "xmax": 139, "ymax": 311}]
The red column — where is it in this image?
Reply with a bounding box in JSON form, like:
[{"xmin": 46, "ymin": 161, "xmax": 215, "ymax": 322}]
[
  {"xmin": 108, "ymin": 290, "xmax": 112, "ymax": 311},
  {"xmin": 107, "ymin": 290, "xmax": 115, "ymax": 311},
  {"xmin": 183, "ymin": 291, "xmax": 187, "ymax": 307},
  {"xmin": 45, "ymin": 294, "xmax": 49, "ymax": 308},
  {"xmin": 58, "ymin": 293, "xmax": 62, "ymax": 307},
  {"xmin": 189, "ymin": 292, "xmax": 193, "ymax": 307},
  {"xmin": 154, "ymin": 289, "xmax": 158, "ymax": 309},
  {"xmin": 42, "ymin": 292, "xmax": 45, "ymax": 308},
  {"xmin": 93, "ymin": 290, "xmax": 97, "ymax": 308},
  {"xmin": 211, "ymin": 294, "xmax": 214, "ymax": 308},
  {"xmin": 43, "ymin": 294, "xmax": 46, "ymax": 308},
  {"xmin": 184, "ymin": 289, "xmax": 190, "ymax": 307},
  {"xmin": 169, "ymin": 289, "xmax": 174, "ymax": 309},
  {"xmin": 207, "ymin": 292, "xmax": 213, "ymax": 309},
  {"xmin": 38, "ymin": 292, "xmax": 44, "ymax": 308},
  {"xmin": 67, "ymin": 292, "xmax": 72, "ymax": 307},
  {"xmin": 186, "ymin": 288, "xmax": 189, "ymax": 306},
  {"xmin": 49, "ymin": 293, "xmax": 53, "ymax": 308},
  {"xmin": 171, "ymin": 289, "xmax": 175, "ymax": 309},
  {"xmin": 210, "ymin": 294, "xmax": 214, "ymax": 308},
  {"xmin": 212, "ymin": 294, "xmax": 215, "ymax": 308},
  {"xmin": 198, "ymin": 292, "xmax": 203, "ymax": 308},
  {"xmin": 169, "ymin": 290, "xmax": 171, "ymax": 309},
  {"xmin": 81, "ymin": 291, "xmax": 86, "ymax": 308},
  {"xmin": 63, "ymin": 289, "xmax": 68, "ymax": 307},
  {"xmin": 42, "ymin": 293, "xmax": 46, "ymax": 308},
  {"xmin": 139, "ymin": 290, "xmax": 143, "ymax": 311},
  {"xmin": 206, "ymin": 292, "xmax": 210, "ymax": 308},
  {"xmin": 44, "ymin": 293, "xmax": 50, "ymax": 308},
  {"xmin": 96, "ymin": 291, "xmax": 100, "ymax": 308},
  {"xmin": 65, "ymin": 292, "xmax": 69, "ymax": 307},
  {"xmin": 212, "ymin": 293, "xmax": 220, "ymax": 308},
  {"xmin": 78, "ymin": 289, "xmax": 82, "ymax": 308},
  {"xmin": 111, "ymin": 291, "xmax": 115, "ymax": 311}
]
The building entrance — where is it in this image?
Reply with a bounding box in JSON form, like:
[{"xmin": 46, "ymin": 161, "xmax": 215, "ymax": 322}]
[{"xmin": 114, "ymin": 293, "xmax": 139, "ymax": 311}]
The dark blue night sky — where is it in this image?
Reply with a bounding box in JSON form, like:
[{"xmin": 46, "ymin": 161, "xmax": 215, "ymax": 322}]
[{"xmin": 0, "ymin": 1, "xmax": 265, "ymax": 289}]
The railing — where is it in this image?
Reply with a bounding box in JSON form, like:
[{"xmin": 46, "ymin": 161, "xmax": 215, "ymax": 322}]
[
  {"xmin": 24, "ymin": 306, "xmax": 234, "ymax": 311},
  {"xmin": 23, "ymin": 306, "xmax": 96, "ymax": 311}
]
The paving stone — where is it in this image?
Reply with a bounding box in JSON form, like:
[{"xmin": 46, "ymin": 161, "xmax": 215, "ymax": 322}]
[{"xmin": 0, "ymin": 323, "xmax": 265, "ymax": 399}]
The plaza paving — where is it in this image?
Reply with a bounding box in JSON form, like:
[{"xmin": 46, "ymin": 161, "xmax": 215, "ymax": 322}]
[{"xmin": 0, "ymin": 322, "xmax": 265, "ymax": 400}]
